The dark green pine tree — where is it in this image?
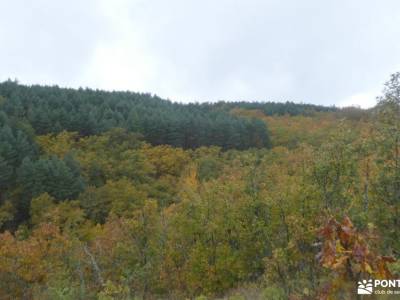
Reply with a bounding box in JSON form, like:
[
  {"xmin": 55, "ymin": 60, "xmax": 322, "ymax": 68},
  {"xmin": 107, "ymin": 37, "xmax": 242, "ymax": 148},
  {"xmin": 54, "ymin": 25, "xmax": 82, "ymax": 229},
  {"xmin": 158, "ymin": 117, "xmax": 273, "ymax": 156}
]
[
  {"xmin": 63, "ymin": 153, "xmax": 86, "ymax": 197},
  {"xmin": 17, "ymin": 156, "xmax": 85, "ymax": 201},
  {"xmin": 0, "ymin": 126, "xmax": 19, "ymax": 167},
  {"xmin": 17, "ymin": 157, "xmax": 45, "ymax": 199},
  {"xmin": 0, "ymin": 155, "xmax": 13, "ymax": 191},
  {"xmin": 0, "ymin": 81, "xmax": 275, "ymax": 150},
  {"xmin": 127, "ymin": 110, "xmax": 141, "ymax": 132},
  {"xmin": 14, "ymin": 130, "xmax": 35, "ymax": 165}
]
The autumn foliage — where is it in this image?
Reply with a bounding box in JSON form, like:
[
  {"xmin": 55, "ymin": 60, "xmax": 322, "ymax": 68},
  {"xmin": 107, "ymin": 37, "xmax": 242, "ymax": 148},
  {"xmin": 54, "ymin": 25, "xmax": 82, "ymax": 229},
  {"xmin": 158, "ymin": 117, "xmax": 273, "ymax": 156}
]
[
  {"xmin": 317, "ymin": 216, "xmax": 396, "ymax": 299},
  {"xmin": 0, "ymin": 74, "xmax": 399, "ymax": 299}
]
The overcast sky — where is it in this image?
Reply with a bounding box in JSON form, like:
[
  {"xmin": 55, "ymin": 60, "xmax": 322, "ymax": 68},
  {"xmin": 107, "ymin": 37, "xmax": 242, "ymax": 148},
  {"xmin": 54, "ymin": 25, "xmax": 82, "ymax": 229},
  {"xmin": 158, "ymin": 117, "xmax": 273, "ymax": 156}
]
[{"xmin": 1, "ymin": 0, "xmax": 400, "ymax": 108}]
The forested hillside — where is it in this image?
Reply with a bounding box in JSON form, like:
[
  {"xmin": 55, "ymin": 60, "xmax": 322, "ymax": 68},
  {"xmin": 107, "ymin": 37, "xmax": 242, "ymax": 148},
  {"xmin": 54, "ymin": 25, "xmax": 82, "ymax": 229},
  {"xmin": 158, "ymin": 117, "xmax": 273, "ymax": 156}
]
[
  {"xmin": 0, "ymin": 74, "xmax": 399, "ymax": 299},
  {"xmin": 0, "ymin": 81, "xmax": 273, "ymax": 150}
]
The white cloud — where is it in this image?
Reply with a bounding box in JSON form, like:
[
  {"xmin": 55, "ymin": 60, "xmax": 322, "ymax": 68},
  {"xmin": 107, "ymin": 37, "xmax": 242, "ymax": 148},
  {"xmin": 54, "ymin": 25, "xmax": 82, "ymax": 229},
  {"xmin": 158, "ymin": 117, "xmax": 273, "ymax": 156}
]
[{"xmin": 338, "ymin": 90, "xmax": 379, "ymax": 108}]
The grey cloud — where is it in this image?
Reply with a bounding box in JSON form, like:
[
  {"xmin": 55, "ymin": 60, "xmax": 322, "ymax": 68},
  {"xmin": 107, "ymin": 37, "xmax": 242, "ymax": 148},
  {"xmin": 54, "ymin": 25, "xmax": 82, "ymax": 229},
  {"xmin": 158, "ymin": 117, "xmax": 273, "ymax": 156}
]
[
  {"xmin": 0, "ymin": 0, "xmax": 110, "ymax": 85},
  {"xmin": 1, "ymin": 0, "xmax": 400, "ymax": 107},
  {"xmin": 121, "ymin": 0, "xmax": 400, "ymax": 105}
]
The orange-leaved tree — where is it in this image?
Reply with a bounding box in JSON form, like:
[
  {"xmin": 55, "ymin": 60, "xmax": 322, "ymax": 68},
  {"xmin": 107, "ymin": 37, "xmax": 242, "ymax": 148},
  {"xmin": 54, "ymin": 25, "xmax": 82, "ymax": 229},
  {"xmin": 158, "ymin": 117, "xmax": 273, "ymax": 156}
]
[{"xmin": 317, "ymin": 216, "xmax": 396, "ymax": 299}]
